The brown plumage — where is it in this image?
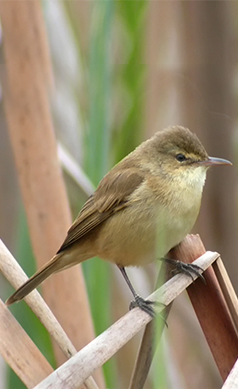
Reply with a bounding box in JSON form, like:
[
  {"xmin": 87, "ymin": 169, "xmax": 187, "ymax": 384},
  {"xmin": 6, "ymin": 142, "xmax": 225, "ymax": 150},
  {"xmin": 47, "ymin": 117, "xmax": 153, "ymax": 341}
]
[{"xmin": 6, "ymin": 126, "xmax": 231, "ymax": 313}]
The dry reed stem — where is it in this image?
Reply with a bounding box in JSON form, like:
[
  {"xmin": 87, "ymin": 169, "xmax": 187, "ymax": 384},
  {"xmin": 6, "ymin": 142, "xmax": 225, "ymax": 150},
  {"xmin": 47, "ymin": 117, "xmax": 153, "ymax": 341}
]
[
  {"xmin": 0, "ymin": 247, "xmax": 99, "ymax": 389},
  {"xmin": 170, "ymin": 235, "xmax": 238, "ymax": 381},
  {"xmin": 0, "ymin": 240, "xmax": 76, "ymax": 359},
  {"xmin": 131, "ymin": 234, "xmax": 238, "ymax": 387},
  {"xmin": 129, "ymin": 320, "xmax": 155, "ymax": 389},
  {"xmin": 213, "ymin": 257, "xmax": 238, "ymax": 333},
  {"xmin": 222, "ymin": 358, "xmax": 238, "ymax": 389},
  {"xmin": 130, "ymin": 242, "xmax": 173, "ymax": 388},
  {"xmin": 0, "ymin": 299, "xmax": 53, "ymax": 389},
  {"xmin": 0, "ymin": 240, "xmax": 99, "ymax": 389},
  {"xmin": 32, "ymin": 250, "xmax": 218, "ymax": 389},
  {"xmin": 129, "ymin": 307, "xmax": 171, "ymax": 389}
]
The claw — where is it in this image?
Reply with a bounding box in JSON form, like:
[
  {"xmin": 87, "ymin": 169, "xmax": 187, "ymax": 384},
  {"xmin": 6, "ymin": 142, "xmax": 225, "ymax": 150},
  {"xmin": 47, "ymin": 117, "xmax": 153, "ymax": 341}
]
[
  {"xmin": 164, "ymin": 258, "xmax": 206, "ymax": 283},
  {"xmin": 129, "ymin": 295, "xmax": 155, "ymax": 318}
]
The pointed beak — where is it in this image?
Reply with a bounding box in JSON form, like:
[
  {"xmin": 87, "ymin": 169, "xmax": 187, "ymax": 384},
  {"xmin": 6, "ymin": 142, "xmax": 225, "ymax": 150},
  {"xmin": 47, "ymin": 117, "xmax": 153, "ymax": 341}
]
[{"xmin": 200, "ymin": 156, "xmax": 232, "ymax": 167}]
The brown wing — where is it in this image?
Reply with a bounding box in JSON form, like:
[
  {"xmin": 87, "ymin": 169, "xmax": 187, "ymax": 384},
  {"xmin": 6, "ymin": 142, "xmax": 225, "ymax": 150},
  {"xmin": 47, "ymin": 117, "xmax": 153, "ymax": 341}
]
[{"xmin": 57, "ymin": 169, "xmax": 144, "ymax": 253}]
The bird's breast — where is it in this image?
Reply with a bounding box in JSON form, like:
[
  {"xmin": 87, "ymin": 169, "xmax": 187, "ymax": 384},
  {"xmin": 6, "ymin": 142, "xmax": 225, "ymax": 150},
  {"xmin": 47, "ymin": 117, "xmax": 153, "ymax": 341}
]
[{"xmin": 95, "ymin": 177, "xmax": 203, "ymax": 267}]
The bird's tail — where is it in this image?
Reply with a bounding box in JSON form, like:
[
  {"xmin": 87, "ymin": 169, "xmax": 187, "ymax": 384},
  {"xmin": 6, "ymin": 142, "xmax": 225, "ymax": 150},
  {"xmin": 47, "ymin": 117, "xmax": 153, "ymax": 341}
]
[{"xmin": 6, "ymin": 252, "xmax": 65, "ymax": 306}]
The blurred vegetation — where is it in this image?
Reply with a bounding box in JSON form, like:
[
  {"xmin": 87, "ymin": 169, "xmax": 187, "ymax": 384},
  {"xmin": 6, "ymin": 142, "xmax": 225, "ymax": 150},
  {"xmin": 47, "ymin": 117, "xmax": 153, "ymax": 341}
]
[
  {"xmin": 68, "ymin": 2, "xmax": 147, "ymax": 386},
  {"xmin": 5, "ymin": 1, "xmax": 148, "ymax": 388},
  {"xmin": 1, "ymin": 1, "xmax": 237, "ymax": 388}
]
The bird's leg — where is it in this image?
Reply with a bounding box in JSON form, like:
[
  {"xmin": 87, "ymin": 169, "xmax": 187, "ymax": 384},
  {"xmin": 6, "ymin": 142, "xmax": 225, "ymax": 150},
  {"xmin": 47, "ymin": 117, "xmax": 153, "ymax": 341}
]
[
  {"xmin": 117, "ymin": 266, "xmax": 155, "ymax": 318},
  {"xmin": 160, "ymin": 257, "xmax": 206, "ymax": 283}
]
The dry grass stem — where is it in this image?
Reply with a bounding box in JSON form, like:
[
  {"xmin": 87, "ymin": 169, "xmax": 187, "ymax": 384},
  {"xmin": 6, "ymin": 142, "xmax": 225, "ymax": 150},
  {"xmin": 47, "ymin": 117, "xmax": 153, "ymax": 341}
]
[
  {"xmin": 0, "ymin": 299, "xmax": 53, "ymax": 389},
  {"xmin": 129, "ymin": 306, "xmax": 171, "ymax": 389},
  {"xmin": 129, "ymin": 320, "xmax": 155, "ymax": 389},
  {"xmin": 0, "ymin": 240, "xmax": 99, "ymax": 389},
  {"xmin": 171, "ymin": 235, "xmax": 238, "ymax": 381},
  {"xmin": 213, "ymin": 257, "xmax": 238, "ymax": 333},
  {"xmin": 130, "ymin": 241, "xmax": 177, "ymax": 388},
  {"xmin": 33, "ymin": 251, "xmax": 218, "ymax": 389},
  {"xmin": 0, "ymin": 239, "xmax": 79, "ymax": 358},
  {"xmin": 222, "ymin": 359, "xmax": 238, "ymax": 389}
]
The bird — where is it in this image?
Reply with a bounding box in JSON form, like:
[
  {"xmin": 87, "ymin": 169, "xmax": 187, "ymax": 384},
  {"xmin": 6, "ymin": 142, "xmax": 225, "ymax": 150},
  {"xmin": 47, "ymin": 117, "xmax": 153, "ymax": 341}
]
[{"xmin": 6, "ymin": 125, "xmax": 232, "ymax": 316}]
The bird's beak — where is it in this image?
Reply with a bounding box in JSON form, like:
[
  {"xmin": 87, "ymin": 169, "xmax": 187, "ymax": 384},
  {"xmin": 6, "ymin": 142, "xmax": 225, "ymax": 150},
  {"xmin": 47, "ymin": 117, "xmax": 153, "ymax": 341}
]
[{"xmin": 200, "ymin": 157, "xmax": 232, "ymax": 167}]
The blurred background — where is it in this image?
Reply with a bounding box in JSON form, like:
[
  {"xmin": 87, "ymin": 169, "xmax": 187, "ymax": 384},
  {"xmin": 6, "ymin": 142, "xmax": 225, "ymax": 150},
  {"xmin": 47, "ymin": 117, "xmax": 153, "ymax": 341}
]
[{"xmin": 0, "ymin": 1, "xmax": 237, "ymax": 388}]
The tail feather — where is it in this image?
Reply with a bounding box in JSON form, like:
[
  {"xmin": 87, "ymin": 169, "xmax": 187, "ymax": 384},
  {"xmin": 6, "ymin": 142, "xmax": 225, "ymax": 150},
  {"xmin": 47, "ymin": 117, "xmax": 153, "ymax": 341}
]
[{"xmin": 6, "ymin": 253, "xmax": 64, "ymax": 305}]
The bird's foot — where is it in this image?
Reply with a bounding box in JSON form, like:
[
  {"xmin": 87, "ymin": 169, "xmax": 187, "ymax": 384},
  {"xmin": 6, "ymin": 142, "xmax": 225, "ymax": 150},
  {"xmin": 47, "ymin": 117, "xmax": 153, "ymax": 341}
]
[
  {"xmin": 129, "ymin": 295, "xmax": 155, "ymax": 318},
  {"xmin": 129, "ymin": 295, "xmax": 168, "ymax": 327},
  {"xmin": 164, "ymin": 258, "xmax": 205, "ymax": 283}
]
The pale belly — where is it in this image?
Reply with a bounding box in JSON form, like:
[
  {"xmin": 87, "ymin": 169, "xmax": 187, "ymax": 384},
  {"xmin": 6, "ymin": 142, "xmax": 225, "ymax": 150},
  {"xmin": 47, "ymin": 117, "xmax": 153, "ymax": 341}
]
[{"xmin": 95, "ymin": 198, "xmax": 199, "ymax": 267}]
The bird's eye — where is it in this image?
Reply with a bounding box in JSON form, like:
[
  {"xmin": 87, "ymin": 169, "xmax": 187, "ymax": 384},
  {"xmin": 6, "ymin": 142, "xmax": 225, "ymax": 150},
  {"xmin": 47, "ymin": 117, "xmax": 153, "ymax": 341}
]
[{"xmin": 176, "ymin": 153, "xmax": 187, "ymax": 162}]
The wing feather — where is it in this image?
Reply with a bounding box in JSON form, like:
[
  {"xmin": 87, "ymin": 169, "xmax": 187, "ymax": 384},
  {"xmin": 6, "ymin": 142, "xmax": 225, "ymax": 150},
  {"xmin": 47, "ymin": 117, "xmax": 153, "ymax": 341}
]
[{"xmin": 57, "ymin": 169, "xmax": 144, "ymax": 253}]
